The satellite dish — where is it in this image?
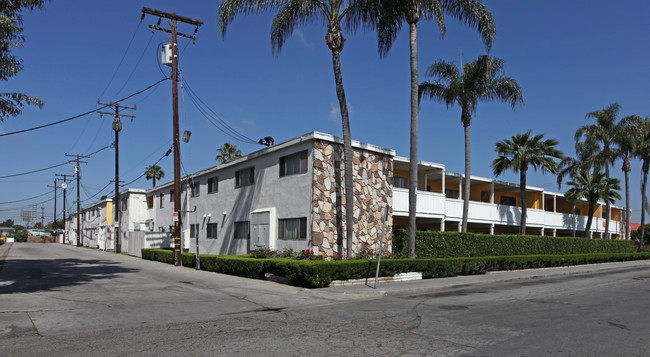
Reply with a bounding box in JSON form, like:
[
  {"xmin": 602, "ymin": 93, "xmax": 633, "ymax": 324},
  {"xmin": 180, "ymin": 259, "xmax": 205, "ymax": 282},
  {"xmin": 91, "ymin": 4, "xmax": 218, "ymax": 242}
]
[{"xmin": 61, "ymin": 182, "xmax": 68, "ymax": 189}]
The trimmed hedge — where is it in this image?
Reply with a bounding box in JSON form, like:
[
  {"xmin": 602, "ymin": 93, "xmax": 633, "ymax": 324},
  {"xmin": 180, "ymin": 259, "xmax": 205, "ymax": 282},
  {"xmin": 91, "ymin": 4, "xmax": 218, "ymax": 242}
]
[
  {"xmin": 142, "ymin": 248, "xmax": 650, "ymax": 288},
  {"xmin": 392, "ymin": 229, "xmax": 637, "ymax": 258}
]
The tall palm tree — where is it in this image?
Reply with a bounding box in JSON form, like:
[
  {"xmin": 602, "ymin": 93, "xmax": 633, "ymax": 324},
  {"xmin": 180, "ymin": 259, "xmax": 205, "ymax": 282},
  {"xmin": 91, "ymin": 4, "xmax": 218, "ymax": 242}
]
[
  {"xmin": 145, "ymin": 165, "xmax": 165, "ymax": 188},
  {"xmin": 374, "ymin": 0, "xmax": 495, "ymax": 258},
  {"xmin": 575, "ymin": 103, "xmax": 621, "ymax": 239},
  {"xmin": 492, "ymin": 131, "xmax": 563, "ymax": 235},
  {"xmin": 215, "ymin": 142, "xmax": 242, "ymax": 164},
  {"xmin": 218, "ymin": 1, "xmax": 377, "ymax": 257},
  {"xmin": 615, "ymin": 115, "xmax": 645, "ymax": 240},
  {"xmin": 564, "ymin": 169, "xmax": 621, "ymax": 239},
  {"xmin": 623, "ymin": 116, "xmax": 650, "ymax": 244},
  {"xmin": 419, "ymin": 55, "xmax": 523, "ymax": 232}
]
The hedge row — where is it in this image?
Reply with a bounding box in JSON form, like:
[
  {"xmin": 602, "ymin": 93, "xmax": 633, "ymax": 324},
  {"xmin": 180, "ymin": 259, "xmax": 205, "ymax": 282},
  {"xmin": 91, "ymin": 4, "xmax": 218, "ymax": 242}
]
[
  {"xmin": 392, "ymin": 230, "xmax": 637, "ymax": 258},
  {"xmin": 141, "ymin": 248, "xmax": 650, "ymax": 288}
]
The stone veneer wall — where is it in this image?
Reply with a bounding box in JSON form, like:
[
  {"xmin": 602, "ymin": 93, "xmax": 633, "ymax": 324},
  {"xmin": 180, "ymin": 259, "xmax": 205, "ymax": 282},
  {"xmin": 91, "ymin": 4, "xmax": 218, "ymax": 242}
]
[{"xmin": 311, "ymin": 140, "xmax": 393, "ymax": 258}]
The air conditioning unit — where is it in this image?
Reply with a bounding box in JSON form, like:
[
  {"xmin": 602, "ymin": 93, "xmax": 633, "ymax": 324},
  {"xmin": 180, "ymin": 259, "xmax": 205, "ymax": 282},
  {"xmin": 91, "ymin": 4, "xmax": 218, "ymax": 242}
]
[{"xmin": 162, "ymin": 43, "xmax": 173, "ymax": 67}]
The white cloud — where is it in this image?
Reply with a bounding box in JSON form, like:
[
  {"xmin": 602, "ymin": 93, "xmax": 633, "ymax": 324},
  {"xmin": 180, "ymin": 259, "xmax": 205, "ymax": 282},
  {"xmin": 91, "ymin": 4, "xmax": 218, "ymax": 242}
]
[
  {"xmin": 294, "ymin": 30, "xmax": 314, "ymax": 49},
  {"xmin": 329, "ymin": 102, "xmax": 354, "ymax": 122},
  {"xmin": 241, "ymin": 119, "xmax": 257, "ymax": 128}
]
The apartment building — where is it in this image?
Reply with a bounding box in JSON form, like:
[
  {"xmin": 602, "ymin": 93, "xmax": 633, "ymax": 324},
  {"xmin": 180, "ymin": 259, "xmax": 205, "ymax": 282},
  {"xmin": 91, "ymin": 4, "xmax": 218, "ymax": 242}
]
[{"xmin": 68, "ymin": 131, "xmax": 625, "ymax": 258}]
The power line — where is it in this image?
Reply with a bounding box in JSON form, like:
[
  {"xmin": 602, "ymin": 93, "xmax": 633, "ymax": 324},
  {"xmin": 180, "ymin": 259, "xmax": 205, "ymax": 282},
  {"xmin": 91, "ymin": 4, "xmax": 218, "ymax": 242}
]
[
  {"xmin": 98, "ymin": 19, "xmax": 143, "ymax": 100},
  {"xmin": 181, "ymin": 77, "xmax": 260, "ymax": 145},
  {"xmin": 0, "ymin": 161, "xmax": 70, "ymax": 179},
  {"xmin": 0, "ymin": 143, "xmax": 113, "ymax": 179},
  {"xmin": 0, "ymin": 78, "xmax": 169, "ymax": 138},
  {"xmin": 121, "ymin": 145, "xmax": 173, "ymax": 187},
  {"xmin": 111, "ymin": 31, "xmax": 156, "ymax": 101},
  {"xmin": 0, "ymin": 190, "xmax": 53, "ymax": 205}
]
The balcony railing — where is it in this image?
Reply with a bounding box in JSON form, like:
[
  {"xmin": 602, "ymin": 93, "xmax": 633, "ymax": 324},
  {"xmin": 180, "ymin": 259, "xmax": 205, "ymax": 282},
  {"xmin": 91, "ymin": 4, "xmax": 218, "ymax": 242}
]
[{"xmin": 393, "ymin": 188, "xmax": 620, "ymax": 234}]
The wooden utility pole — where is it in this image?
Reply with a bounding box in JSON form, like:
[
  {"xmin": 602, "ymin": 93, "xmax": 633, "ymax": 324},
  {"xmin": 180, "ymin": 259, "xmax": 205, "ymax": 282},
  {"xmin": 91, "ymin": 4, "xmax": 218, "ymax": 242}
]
[
  {"xmin": 55, "ymin": 174, "xmax": 72, "ymax": 243},
  {"xmin": 65, "ymin": 154, "xmax": 89, "ymax": 247},
  {"xmin": 98, "ymin": 101, "xmax": 135, "ymax": 254},
  {"xmin": 142, "ymin": 7, "xmax": 202, "ymax": 266}
]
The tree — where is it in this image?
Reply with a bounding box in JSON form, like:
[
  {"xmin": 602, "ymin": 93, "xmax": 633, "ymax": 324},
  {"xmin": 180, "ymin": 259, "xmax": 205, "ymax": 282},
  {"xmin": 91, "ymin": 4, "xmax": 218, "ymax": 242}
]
[
  {"xmin": 624, "ymin": 116, "xmax": 650, "ymax": 244},
  {"xmin": 575, "ymin": 103, "xmax": 621, "ymax": 239},
  {"xmin": 1, "ymin": 219, "xmax": 14, "ymax": 227},
  {"xmin": 145, "ymin": 164, "xmax": 165, "ymax": 188},
  {"xmin": 215, "ymin": 142, "xmax": 242, "ymax": 164},
  {"xmin": 218, "ymin": 0, "xmax": 379, "ymax": 258},
  {"xmin": 492, "ymin": 131, "xmax": 563, "ymax": 235},
  {"xmin": 615, "ymin": 115, "xmax": 645, "ymax": 240},
  {"xmin": 0, "ymin": 0, "xmax": 47, "ymax": 121},
  {"xmin": 373, "ymin": 0, "xmax": 495, "ymax": 258},
  {"xmin": 419, "ymin": 55, "xmax": 523, "ymax": 232},
  {"xmin": 564, "ymin": 169, "xmax": 621, "ymax": 239}
]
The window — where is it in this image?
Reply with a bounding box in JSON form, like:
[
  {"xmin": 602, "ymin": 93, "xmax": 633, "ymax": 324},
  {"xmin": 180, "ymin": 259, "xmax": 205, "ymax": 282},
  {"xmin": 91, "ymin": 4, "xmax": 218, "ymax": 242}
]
[
  {"xmin": 147, "ymin": 196, "xmax": 154, "ymax": 209},
  {"xmin": 574, "ymin": 208, "xmax": 581, "ymax": 215},
  {"xmin": 170, "ymin": 190, "xmax": 174, "ymax": 202},
  {"xmin": 279, "ymin": 150, "xmax": 308, "ymax": 177},
  {"xmin": 159, "ymin": 227, "xmax": 165, "ymax": 232},
  {"xmin": 189, "ymin": 224, "xmax": 199, "ymax": 239},
  {"xmin": 159, "ymin": 193, "xmax": 164, "ymax": 208},
  {"xmin": 278, "ymin": 217, "xmax": 307, "ymax": 240},
  {"xmin": 394, "ymin": 176, "xmax": 408, "ymax": 189},
  {"xmin": 121, "ymin": 197, "xmax": 127, "ymax": 211},
  {"xmin": 207, "ymin": 223, "xmax": 218, "ymax": 238},
  {"xmin": 480, "ymin": 190, "xmax": 491, "ymax": 203},
  {"xmin": 168, "ymin": 225, "xmax": 175, "ymax": 234},
  {"xmin": 235, "ymin": 167, "xmax": 255, "ymax": 187},
  {"xmin": 208, "ymin": 177, "xmax": 218, "ymax": 194},
  {"xmin": 500, "ymin": 196, "xmax": 516, "ymax": 206},
  {"xmin": 191, "ymin": 180, "xmax": 200, "ymax": 197},
  {"xmin": 234, "ymin": 221, "xmax": 250, "ymax": 239},
  {"xmin": 445, "ymin": 189, "xmax": 460, "ymax": 199}
]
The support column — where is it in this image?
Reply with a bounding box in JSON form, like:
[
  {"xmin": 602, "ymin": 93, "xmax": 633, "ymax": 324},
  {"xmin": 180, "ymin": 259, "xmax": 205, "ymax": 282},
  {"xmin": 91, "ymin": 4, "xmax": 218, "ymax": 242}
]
[
  {"xmin": 540, "ymin": 227, "xmax": 544, "ymax": 236},
  {"xmin": 457, "ymin": 223, "xmax": 461, "ymax": 232},
  {"xmin": 440, "ymin": 219, "xmax": 445, "ymax": 232},
  {"xmin": 490, "ymin": 182, "xmax": 494, "ymax": 203},
  {"xmin": 490, "ymin": 224, "xmax": 494, "ymax": 235},
  {"xmin": 553, "ymin": 228, "xmax": 556, "ymax": 237}
]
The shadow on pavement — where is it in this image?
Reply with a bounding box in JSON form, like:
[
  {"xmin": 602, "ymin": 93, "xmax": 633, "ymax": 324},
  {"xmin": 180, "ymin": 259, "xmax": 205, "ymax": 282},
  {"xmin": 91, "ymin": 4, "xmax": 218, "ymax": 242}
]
[{"xmin": 0, "ymin": 258, "xmax": 139, "ymax": 294}]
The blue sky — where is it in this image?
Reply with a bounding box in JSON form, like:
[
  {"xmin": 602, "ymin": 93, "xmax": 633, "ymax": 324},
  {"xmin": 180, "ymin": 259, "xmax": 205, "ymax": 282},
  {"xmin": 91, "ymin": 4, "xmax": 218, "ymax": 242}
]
[{"xmin": 2, "ymin": 0, "xmax": 649, "ymax": 224}]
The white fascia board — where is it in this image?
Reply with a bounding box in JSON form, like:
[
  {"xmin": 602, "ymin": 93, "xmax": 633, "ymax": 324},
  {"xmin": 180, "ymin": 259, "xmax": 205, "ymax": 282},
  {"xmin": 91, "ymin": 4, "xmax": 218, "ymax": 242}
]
[{"xmin": 394, "ymin": 156, "xmax": 445, "ymax": 170}]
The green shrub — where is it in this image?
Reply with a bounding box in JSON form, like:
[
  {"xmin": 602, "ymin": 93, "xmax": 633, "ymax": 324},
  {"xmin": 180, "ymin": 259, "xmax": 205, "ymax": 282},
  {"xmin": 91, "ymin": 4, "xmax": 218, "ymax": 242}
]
[
  {"xmin": 142, "ymin": 248, "xmax": 650, "ymax": 288},
  {"xmin": 392, "ymin": 229, "xmax": 637, "ymax": 258}
]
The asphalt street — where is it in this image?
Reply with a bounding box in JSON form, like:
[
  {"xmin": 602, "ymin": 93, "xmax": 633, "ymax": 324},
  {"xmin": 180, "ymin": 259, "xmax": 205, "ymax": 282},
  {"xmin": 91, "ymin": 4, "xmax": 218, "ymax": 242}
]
[{"xmin": 1, "ymin": 242, "xmax": 649, "ymax": 356}]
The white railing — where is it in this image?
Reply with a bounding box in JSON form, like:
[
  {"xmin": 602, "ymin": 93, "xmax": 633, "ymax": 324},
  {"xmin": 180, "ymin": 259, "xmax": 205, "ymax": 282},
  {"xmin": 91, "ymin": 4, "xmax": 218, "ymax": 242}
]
[{"xmin": 393, "ymin": 187, "xmax": 621, "ymax": 234}]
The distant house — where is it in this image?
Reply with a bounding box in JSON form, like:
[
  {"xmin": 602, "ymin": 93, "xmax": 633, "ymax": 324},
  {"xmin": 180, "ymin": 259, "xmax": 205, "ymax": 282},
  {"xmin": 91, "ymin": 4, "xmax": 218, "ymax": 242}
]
[
  {"xmin": 66, "ymin": 131, "xmax": 627, "ymax": 259},
  {"xmin": 0, "ymin": 227, "xmax": 15, "ymax": 237}
]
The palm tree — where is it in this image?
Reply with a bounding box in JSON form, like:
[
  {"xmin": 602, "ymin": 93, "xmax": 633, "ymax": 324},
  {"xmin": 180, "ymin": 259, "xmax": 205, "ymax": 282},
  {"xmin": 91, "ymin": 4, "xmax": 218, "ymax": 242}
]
[
  {"xmin": 615, "ymin": 115, "xmax": 645, "ymax": 240},
  {"xmin": 623, "ymin": 116, "xmax": 650, "ymax": 244},
  {"xmin": 575, "ymin": 103, "xmax": 621, "ymax": 239},
  {"xmin": 373, "ymin": 0, "xmax": 495, "ymax": 258},
  {"xmin": 218, "ymin": 1, "xmax": 381, "ymax": 258},
  {"xmin": 564, "ymin": 169, "xmax": 621, "ymax": 239},
  {"xmin": 215, "ymin": 142, "xmax": 242, "ymax": 164},
  {"xmin": 492, "ymin": 131, "xmax": 563, "ymax": 235},
  {"xmin": 145, "ymin": 165, "xmax": 165, "ymax": 188},
  {"xmin": 419, "ymin": 55, "xmax": 523, "ymax": 233}
]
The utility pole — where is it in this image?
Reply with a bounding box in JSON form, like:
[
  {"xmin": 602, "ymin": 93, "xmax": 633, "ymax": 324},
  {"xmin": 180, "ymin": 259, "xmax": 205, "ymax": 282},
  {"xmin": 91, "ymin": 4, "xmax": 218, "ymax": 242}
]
[
  {"xmin": 65, "ymin": 154, "xmax": 89, "ymax": 247},
  {"xmin": 142, "ymin": 7, "xmax": 202, "ymax": 266},
  {"xmin": 98, "ymin": 101, "xmax": 135, "ymax": 254},
  {"xmin": 56, "ymin": 174, "xmax": 72, "ymax": 244},
  {"xmin": 41, "ymin": 206, "xmax": 44, "ymax": 227}
]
